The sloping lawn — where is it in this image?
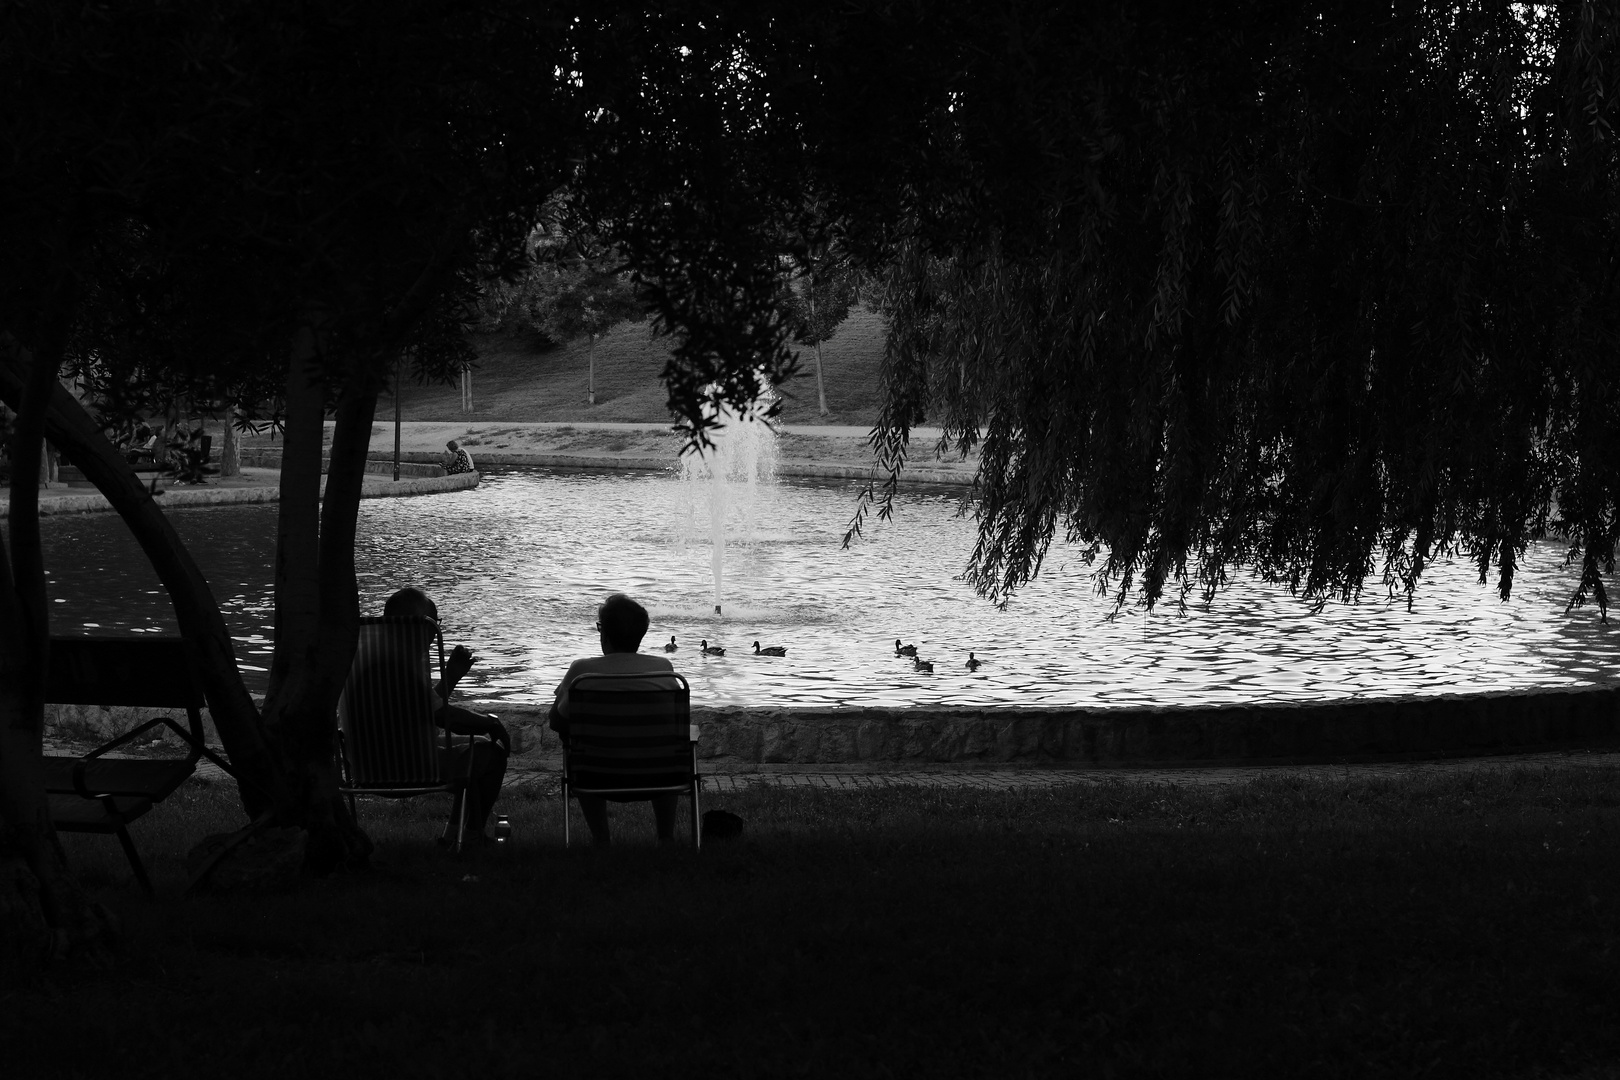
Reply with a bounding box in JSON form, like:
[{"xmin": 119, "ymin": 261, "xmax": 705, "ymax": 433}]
[{"xmin": 393, "ymin": 308, "xmax": 889, "ymax": 428}]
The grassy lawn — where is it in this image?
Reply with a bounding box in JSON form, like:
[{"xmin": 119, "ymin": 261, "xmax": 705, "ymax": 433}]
[
  {"xmin": 391, "ymin": 307, "xmax": 889, "ymax": 428},
  {"xmin": 9, "ymin": 767, "xmax": 1620, "ymax": 1078}
]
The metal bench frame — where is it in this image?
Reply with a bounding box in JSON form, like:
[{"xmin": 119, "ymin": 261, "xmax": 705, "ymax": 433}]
[{"xmin": 43, "ymin": 636, "xmax": 238, "ymax": 893}]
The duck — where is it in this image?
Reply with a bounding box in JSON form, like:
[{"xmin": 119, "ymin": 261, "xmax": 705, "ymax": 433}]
[
  {"xmin": 753, "ymin": 640, "xmax": 787, "ymax": 657},
  {"xmin": 912, "ymin": 656, "xmax": 934, "ymax": 673},
  {"xmin": 700, "ymin": 639, "xmax": 726, "ymax": 656},
  {"xmin": 966, "ymin": 652, "xmax": 982, "ymax": 672},
  {"xmin": 894, "ymin": 639, "xmax": 918, "ymax": 658},
  {"xmin": 663, "ymin": 635, "xmax": 678, "ymax": 653}
]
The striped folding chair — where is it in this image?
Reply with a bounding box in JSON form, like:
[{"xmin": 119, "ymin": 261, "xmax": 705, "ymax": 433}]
[
  {"xmin": 561, "ymin": 671, "xmax": 701, "ymax": 850},
  {"xmin": 337, "ymin": 616, "xmax": 479, "ymax": 853}
]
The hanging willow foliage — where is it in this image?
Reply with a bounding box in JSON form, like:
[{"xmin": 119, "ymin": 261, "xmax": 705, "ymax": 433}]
[{"xmin": 830, "ymin": 1, "xmax": 1618, "ymax": 617}]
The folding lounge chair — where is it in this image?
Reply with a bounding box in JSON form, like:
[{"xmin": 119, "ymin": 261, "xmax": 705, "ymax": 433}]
[
  {"xmin": 560, "ymin": 671, "xmax": 701, "ymax": 850},
  {"xmin": 42, "ymin": 636, "xmax": 240, "ymax": 893},
  {"xmin": 337, "ymin": 616, "xmax": 481, "ymax": 853}
]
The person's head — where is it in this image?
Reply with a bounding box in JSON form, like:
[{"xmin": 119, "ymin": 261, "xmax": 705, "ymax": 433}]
[
  {"xmin": 384, "ymin": 586, "xmax": 438, "ymax": 622},
  {"xmin": 446, "ymin": 440, "xmax": 459, "ymax": 452},
  {"xmin": 596, "ymin": 593, "xmax": 649, "ymax": 653}
]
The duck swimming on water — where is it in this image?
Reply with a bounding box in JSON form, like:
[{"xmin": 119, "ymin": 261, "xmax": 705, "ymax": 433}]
[
  {"xmin": 895, "ymin": 639, "xmax": 918, "ymax": 658},
  {"xmin": 966, "ymin": 652, "xmax": 982, "ymax": 671},
  {"xmin": 753, "ymin": 641, "xmax": 787, "ymax": 657},
  {"xmin": 663, "ymin": 635, "xmax": 678, "ymax": 653},
  {"xmin": 912, "ymin": 656, "xmax": 934, "ymax": 673},
  {"xmin": 700, "ymin": 639, "xmax": 726, "ymax": 656}
]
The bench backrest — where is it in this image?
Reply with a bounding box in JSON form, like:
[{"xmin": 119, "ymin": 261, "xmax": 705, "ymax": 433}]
[
  {"xmin": 46, "ymin": 636, "xmax": 206, "ymax": 708},
  {"xmin": 44, "ymin": 635, "xmax": 207, "ymax": 739}
]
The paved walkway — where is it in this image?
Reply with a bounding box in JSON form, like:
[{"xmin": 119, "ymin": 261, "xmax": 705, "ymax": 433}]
[{"xmin": 183, "ymin": 748, "xmax": 1620, "ymax": 796}]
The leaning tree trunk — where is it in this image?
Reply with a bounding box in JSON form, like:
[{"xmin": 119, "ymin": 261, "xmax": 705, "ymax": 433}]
[
  {"xmin": 0, "ymin": 341, "xmax": 277, "ymax": 812},
  {"xmin": 587, "ymin": 332, "xmax": 597, "ymax": 406},
  {"xmin": 259, "ymin": 338, "xmax": 375, "ymax": 875}
]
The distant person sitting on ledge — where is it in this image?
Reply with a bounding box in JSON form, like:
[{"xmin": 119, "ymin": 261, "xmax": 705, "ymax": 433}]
[
  {"xmin": 379, "ymin": 587, "xmax": 510, "ymax": 844},
  {"xmin": 443, "ymin": 439, "xmax": 475, "ymax": 475},
  {"xmin": 549, "ymin": 592, "xmax": 680, "ymax": 845}
]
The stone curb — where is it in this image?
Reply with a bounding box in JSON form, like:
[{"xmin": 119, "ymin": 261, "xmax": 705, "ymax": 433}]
[
  {"xmin": 51, "ymin": 684, "xmax": 1620, "ymax": 768},
  {"xmin": 21, "ymin": 469, "xmax": 478, "ymax": 518}
]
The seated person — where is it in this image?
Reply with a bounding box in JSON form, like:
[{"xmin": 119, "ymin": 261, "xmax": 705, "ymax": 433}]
[
  {"xmin": 377, "ymin": 587, "xmax": 510, "ymax": 844},
  {"xmin": 549, "ymin": 593, "xmax": 680, "ymax": 845},
  {"xmin": 442, "ymin": 439, "xmax": 475, "ymax": 475},
  {"xmin": 125, "ymin": 422, "xmax": 156, "ymax": 463}
]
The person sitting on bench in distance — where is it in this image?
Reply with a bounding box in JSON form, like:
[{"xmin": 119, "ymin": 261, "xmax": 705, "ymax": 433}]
[
  {"xmin": 548, "ymin": 592, "xmax": 680, "ymax": 845},
  {"xmin": 381, "ymin": 587, "xmax": 510, "ymax": 845}
]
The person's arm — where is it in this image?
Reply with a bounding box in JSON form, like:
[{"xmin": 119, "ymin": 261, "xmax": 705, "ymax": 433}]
[
  {"xmin": 439, "ymin": 703, "xmax": 509, "ymax": 750},
  {"xmin": 432, "ymin": 643, "xmax": 475, "ymax": 704},
  {"xmin": 549, "ymin": 659, "xmax": 584, "ymax": 736}
]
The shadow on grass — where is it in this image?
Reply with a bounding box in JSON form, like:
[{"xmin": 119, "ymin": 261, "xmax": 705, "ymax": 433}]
[{"xmin": 11, "ymin": 768, "xmax": 1620, "ymax": 1078}]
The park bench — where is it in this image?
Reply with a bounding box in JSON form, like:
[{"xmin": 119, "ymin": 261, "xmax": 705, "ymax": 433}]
[{"xmin": 42, "ymin": 636, "xmax": 237, "ymax": 892}]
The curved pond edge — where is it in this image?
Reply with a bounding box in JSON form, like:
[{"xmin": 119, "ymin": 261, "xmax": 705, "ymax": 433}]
[
  {"xmin": 379, "ymin": 449, "xmax": 977, "ymax": 487},
  {"xmin": 50, "ymin": 683, "xmax": 1620, "ymax": 769},
  {"xmin": 20, "ymin": 465, "xmax": 478, "ymax": 518}
]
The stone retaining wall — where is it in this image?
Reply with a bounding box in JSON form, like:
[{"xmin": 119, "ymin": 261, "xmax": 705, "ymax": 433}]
[
  {"xmin": 237, "ymin": 450, "xmax": 445, "ymax": 478},
  {"xmin": 49, "ymin": 684, "xmax": 1620, "ymax": 768}
]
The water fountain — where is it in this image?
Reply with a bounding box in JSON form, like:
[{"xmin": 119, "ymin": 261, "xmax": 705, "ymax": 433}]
[{"xmin": 676, "ymin": 389, "xmax": 779, "ymax": 616}]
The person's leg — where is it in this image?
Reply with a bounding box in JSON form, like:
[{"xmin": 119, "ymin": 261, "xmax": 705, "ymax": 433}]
[
  {"xmin": 465, "ymin": 741, "xmax": 509, "ymax": 833},
  {"xmin": 650, "ymin": 794, "xmax": 678, "ymax": 841},
  {"xmin": 441, "ymin": 741, "xmax": 508, "ymax": 840},
  {"xmin": 576, "ymin": 793, "xmax": 611, "ymax": 845}
]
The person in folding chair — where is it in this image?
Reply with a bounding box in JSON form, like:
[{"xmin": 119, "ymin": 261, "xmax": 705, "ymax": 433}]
[
  {"xmin": 548, "ymin": 592, "xmax": 683, "ymax": 846},
  {"xmin": 379, "ymin": 587, "xmax": 511, "ymax": 844}
]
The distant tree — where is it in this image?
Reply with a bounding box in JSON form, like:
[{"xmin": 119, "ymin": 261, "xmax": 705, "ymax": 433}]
[
  {"xmin": 783, "ymin": 244, "xmax": 860, "ymax": 416},
  {"xmin": 531, "ymin": 235, "xmax": 645, "ymax": 406}
]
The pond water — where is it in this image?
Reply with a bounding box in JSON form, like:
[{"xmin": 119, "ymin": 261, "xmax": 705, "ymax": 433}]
[{"xmin": 23, "ymin": 466, "xmax": 1620, "ymax": 709}]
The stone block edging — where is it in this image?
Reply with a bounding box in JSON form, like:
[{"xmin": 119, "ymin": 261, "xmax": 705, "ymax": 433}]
[
  {"xmin": 491, "ymin": 687, "xmax": 1620, "ymax": 765},
  {"xmin": 53, "ymin": 684, "xmax": 1617, "ymax": 769},
  {"xmin": 404, "ymin": 450, "xmax": 975, "ymax": 487}
]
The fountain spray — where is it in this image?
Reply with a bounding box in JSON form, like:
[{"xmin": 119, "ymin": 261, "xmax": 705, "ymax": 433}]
[{"xmin": 679, "ymin": 382, "xmax": 779, "ymax": 615}]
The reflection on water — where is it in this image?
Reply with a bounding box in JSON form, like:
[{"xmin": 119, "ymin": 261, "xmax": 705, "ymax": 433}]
[{"xmin": 21, "ymin": 466, "xmax": 1620, "ymax": 709}]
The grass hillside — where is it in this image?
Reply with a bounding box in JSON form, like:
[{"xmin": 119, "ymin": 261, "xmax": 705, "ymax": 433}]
[{"xmin": 389, "ymin": 306, "xmax": 890, "ymax": 426}]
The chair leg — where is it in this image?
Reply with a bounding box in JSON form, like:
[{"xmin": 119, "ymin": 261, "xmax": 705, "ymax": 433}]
[
  {"xmin": 454, "ymin": 786, "xmax": 470, "ymax": 855},
  {"xmin": 691, "ymin": 776, "xmax": 701, "ymax": 852},
  {"xmin": 116, "ymin": 826, "xmax": 155, "ymax": 895},
  {"xmin": 562, "ymin": 776, "xmax": 570, "ymax": 849}
]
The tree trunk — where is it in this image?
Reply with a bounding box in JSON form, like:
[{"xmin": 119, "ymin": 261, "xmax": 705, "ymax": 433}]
[
  {"xmin": 0, "ymin": 316, "xmax": 119, "ymax": 978},
  {"xmin": 259, "ymin": 336, "xmax": 373, "ymax": 874},
  {"xmin": 814, "ymin": 340, "xmax": 830, "ymax": 417},
  {"xmin": 39, "ymin": 440, "xmax": 58, "ymax": 486},
  {"xmin": 587, "ymin": 333, "xmax": 596, "ymax": 405},
  {"xmin": 220, "ymin": 410, "xmax": 240, "ymax": 478},
  {"xmin": 810, "ymin": 289, "xmax": 830, "ymax": 416}
]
